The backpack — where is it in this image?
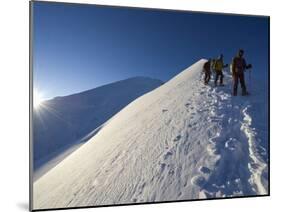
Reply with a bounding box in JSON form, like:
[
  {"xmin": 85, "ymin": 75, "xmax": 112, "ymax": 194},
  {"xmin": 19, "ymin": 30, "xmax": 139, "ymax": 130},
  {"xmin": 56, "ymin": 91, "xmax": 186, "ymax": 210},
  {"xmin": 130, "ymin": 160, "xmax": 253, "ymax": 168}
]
[
  {"xmin": 213, "ymin": 59, "xmax": 223, "ymax": 71},
  {"xmin": 203, "ymin": 61, "xmax": 211, "ymax": 72}
]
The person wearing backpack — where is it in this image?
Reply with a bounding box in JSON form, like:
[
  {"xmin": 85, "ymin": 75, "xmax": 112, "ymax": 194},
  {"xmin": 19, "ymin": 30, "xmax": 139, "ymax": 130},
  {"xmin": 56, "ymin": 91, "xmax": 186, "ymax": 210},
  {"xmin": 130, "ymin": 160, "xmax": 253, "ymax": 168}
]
[
  {"xmin": 203, "ymin": 58, "xmax": 212, "ymax": 84},
  {"xmin": 231, "ymin": 49, "xmax": 252, "ymax": 96},
  {"xmin": 213, "ymin": 54, "xmax": 228, "ymax": 86}
]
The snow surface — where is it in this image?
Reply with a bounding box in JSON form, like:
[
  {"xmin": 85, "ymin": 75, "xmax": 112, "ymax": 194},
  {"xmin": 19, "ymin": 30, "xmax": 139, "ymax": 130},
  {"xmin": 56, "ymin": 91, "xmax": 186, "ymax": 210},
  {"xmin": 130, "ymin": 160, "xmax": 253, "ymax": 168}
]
[
  {"xmin": 33, "ymin": 59, "xmax": 268, "ymax": 209},
  {"xmin": 33, "ymin": 77, "xmax": 163, "ymax": 178}
]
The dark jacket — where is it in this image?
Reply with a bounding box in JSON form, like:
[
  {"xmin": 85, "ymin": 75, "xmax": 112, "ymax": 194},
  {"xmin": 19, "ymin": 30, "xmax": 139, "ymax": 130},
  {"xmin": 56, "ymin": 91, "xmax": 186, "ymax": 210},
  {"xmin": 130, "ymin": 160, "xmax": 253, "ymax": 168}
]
[
  {"xmin": 203, "ymin": 61, "xmax": 211, "ymax": 73},
  {"xmin": 232, "ymin": 56, "xmax": 251, "ymax": 75}
]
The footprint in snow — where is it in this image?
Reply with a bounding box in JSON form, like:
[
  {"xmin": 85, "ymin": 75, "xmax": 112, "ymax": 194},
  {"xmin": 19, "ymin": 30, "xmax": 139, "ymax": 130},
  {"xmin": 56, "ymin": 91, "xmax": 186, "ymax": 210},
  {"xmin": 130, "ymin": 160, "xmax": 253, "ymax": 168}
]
[
  {"xmin": 168, "ymin": 169, "xmax": 175, "ymax": 175},
  {"xmin": 163, "ymin": 151, "xmax": 173, "ymax": 160},
  {"xmin": 225, "ymin": 138, "xmax": 238, "ymax": 151},
  {"xmin": 221, "ymin": 94, "xmax": 230, "ymax": 100},
  {"xmin": 192, "ymin": 122, "xmax": 197, "ymax": 126},
  {"xmin": 165, "ymin": 119, "xmax": 172, "ymax": 125},
  {"xmin": 199, "ymin": 166, "xmax": 211, "ymax": 174},
  {"xmin": 191, "ymin": 175, "xmax": 206, "ymax": 187},
  {"xmin": 207, "ymin": 144, "xmax": 220, "ymax": 156},
  {"xmin": 160, "ymin": 163, "xmax": 166, "ymax": 172},
  {"xmin": 199, "ymin": 190, "xmax": 212, "ymax": 199},
  {"xmin": 191, "ymin": 112, "xmax": 196, "ymax": 116},
  {"xmin": 208, "ymin": 117, "xmax": 222, "ymax": 123},
  {"xmin": 199, "ymin": 91, "xmax": 205, "ymax": 95},
  {"xmin": 228, "ymin": 117, "xmax": 232, "ymax": 124},
  {"xmin": 173, "ymin": 135, "xmax": 181, "ymax": 142},
  {"xmin": 198, "ymin": 108, "xmax": 209, "ymax": 113},
  {"xmin": 208, "ymin": 137, "xmax": 216, "ymax": 144},
  {"xmin": 132, "ymin": 198, "xmax": 137, "ymax": 203},
  {"xmin": 184, "ymin": 143, "xmax": 190, "ymax": 155},
  {"xmin": 185, "ymin": 132, "xmax": 189, "ymax": 140}
]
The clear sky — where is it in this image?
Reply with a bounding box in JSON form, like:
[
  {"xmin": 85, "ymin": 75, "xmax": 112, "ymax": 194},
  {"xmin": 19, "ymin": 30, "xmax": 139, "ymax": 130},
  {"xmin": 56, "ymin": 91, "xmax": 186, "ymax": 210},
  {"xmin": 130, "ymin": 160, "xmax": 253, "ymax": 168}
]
[{"xmin": 33, "ymin": 1, "xmax": 269, "ymax": 100}]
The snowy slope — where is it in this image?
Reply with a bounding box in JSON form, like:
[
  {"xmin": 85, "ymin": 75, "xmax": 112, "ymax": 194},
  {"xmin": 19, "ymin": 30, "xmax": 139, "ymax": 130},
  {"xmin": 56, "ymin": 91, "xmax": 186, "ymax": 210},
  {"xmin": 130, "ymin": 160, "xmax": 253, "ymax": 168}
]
[
  {"xmin": 33, "ymin": 60, "xmax": 268, "ymax": 209},
  {"xmin": 33, "ymin": 77, "xmax": 163, "ymax": 177}
]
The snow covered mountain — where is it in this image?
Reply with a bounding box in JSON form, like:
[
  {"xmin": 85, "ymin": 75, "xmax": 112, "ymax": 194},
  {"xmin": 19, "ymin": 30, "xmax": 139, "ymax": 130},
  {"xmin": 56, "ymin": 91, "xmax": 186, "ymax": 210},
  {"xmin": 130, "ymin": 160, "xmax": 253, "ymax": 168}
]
[
  {"xmin": 33, "ymin": 77, "xmax": 163, "ymax": 177},
  {"xmin": 33, "ymin": 59, "xmax": 268, "ymax": 210}
]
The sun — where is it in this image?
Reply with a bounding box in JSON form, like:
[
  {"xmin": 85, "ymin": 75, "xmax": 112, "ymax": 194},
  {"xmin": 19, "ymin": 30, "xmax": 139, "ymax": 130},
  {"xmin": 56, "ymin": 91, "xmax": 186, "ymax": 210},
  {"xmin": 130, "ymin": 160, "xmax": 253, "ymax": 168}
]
[{"xmin": 33, "ymin": 89, "xmax": 44, "ymax": 108}]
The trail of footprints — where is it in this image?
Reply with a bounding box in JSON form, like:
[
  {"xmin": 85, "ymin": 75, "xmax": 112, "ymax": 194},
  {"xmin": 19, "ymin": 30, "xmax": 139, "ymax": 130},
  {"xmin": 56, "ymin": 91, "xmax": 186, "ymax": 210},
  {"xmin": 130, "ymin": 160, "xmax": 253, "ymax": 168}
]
[
  {"xmin": 131, "ymin": 74, "xmax": 255, "ymax": 202},
  {"xmin": 183, "ymin": 80, "xmax": 229, "ymax": 189},
  {"xmin": 190, "ymin": 80, "xmax": 248, "ymax": 196},
  {"xmin": 157, "ymin": 75, "xmax": 240, "ymax": 197},
  {"xmin": 159, "ymin": 81, "xmax": 220, "ymax": 191}
]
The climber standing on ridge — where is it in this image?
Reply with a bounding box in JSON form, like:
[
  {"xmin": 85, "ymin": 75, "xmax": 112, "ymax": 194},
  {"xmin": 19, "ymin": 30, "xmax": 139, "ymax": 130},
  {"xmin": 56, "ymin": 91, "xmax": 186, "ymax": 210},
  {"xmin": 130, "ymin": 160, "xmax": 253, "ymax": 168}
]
[
  {"xmin": 231, "ymin": 49, "xmax": 252, "ymax": 96},
  {"xmin": 203, "ymin": 58, "xmax": 212, "ymax": 85},
  {"xmin": 212, "ymin": 54, "xmax": 228, "ymax": 86}
]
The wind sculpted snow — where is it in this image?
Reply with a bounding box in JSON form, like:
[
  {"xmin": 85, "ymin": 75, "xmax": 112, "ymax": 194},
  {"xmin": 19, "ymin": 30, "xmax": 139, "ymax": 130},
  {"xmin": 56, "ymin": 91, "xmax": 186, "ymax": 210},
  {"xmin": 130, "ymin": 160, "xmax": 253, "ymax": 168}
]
[
  {"xmin": 33, "ymin": 60, "xmax": 268, "ymax": 209},
  {"xmin": 33, "ymin": 77, "xmax": 163, "ymax": 179}
]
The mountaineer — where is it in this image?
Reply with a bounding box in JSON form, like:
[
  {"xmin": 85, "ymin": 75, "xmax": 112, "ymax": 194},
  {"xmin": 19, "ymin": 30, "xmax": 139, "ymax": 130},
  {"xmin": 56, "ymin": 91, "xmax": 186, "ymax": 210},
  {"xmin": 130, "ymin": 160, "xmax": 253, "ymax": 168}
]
[
  {"xmin": 203, "ymin": 58, "xmax": 212, "ymax": 84},
  {"xmin": 231, "ymin": 49, "xmax": 252, "ymax": 96},
  {"xmin": 212, "ymin": 54, "xmax": 228, "ymax": 86}
]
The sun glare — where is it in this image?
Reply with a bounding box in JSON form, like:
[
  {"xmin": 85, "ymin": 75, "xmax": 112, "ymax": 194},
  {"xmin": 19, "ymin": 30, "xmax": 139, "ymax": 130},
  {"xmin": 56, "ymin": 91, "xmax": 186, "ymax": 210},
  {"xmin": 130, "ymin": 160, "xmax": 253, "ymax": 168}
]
[{"xmin": 34, "ymin": 89, "xmax": 44, "ymax": 108}]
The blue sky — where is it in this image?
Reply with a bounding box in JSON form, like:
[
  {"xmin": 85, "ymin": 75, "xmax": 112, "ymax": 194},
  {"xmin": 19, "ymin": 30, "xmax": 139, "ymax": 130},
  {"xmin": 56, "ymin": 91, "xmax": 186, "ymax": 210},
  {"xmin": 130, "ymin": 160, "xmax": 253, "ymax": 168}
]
[{"xmin": 33, "ymin": 2, "xmax": 269, "ymax": 100}]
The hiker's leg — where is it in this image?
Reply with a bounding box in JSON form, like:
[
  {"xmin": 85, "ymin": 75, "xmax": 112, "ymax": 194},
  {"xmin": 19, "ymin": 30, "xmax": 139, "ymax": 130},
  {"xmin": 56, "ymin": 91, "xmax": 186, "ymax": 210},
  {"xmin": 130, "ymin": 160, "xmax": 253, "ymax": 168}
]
[
  {"xmin": 204, "ymin": 72, "xmax": 207, "ymax": 83},
  {"xmin": 233, "ymin": 74, "xmax": 238, "ymax": 95},
  {"xmin": 207, "ymin": 73, "xmax": 211, "ymax": 83},
  {"xmin": 240, "ymin": 73, "xmax": 247, "ymax": 94},
  {"xmin": 220, "ymin": 72, "xmax": 224, "ymax": 85},
  {"xmin": 205, "ymin": 72, "xmax": 209, "ymax": 83},
  {"xmin": 214, "ymin": 72, "xmax": 218, "ymax": 86}
]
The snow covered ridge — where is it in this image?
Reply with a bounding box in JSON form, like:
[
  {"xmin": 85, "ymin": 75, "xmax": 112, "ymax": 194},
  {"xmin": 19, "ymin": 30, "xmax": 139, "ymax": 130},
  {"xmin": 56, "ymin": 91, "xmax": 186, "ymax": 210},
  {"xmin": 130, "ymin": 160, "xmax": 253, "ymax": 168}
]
[
  {"xmin": 33, "ymin": 59, "xmax": 268, "ymax": 209},
  {"xmin": 33, "ymin": 77, "xmax": 163, "ymax": 176}
]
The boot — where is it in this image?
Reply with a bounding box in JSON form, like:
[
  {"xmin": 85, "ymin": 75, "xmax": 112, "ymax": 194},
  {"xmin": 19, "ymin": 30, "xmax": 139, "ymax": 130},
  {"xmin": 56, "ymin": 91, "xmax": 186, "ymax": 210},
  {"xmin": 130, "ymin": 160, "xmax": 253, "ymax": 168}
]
[{"xmin": 242, "ymin": 90, "xmax": 249, "ymax": 96}]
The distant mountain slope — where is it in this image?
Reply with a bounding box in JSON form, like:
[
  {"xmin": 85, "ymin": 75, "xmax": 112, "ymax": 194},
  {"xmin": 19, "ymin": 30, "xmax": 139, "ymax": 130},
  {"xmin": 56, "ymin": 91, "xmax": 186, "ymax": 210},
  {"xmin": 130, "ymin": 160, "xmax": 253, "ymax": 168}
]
[
  {"xmin": 33, "ymin": 77, "xmax": 163, "ymax": 172},
  {"xmin": 33, "ymin": 60, "xmax": 268, "ymax": 210}
]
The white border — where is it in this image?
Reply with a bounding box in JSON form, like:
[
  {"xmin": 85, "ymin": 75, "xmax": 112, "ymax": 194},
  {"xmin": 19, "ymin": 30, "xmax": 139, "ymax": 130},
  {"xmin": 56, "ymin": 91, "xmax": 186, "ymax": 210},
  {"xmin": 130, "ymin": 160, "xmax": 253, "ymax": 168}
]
[{"xmin": 0, "ymin": 0, "xmax": 279, "ymax": 212}]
